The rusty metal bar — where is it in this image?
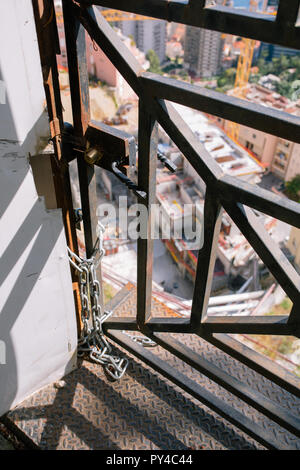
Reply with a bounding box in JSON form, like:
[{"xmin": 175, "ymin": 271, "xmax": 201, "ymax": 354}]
[
  {"xmin": 32, "ymin": 0, "xmax": 82, "ymax": 324},
  {"xmin": 32, "ymin": 0, "xmax": 78, "ymax": 251},
  {"xmin": 62, "ymin": 0, "xmax": 98, "ymax": 260}
]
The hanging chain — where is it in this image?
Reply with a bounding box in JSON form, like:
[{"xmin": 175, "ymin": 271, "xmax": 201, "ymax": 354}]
[{"xmin": 67, "ymin": 222, "xmax": 128, "ymax": 380}]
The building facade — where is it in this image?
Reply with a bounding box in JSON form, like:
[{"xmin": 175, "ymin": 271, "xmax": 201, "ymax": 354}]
[
  {"xmin": 184, "ymin": 26, "xmax": 224, "ymax": 78},
  {"xmin": 271, "ymin": 139, "xmax": 300, "ymax": 182},
  {"xmin": 224, "ymin": 83, "xmax": 300, "ymax": 173},
  {"xmin": 116, "ymin": 18, "xmax": 167, "ymax": 64}
]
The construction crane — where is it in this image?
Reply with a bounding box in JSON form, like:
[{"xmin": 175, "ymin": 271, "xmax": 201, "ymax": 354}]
[
  {"xmin": 226, "ymin": 0, "xmax": 259, "ymax": 140},
  {"xmin": 227, "ymin": 0, "xmax": 274, "ymax": 140}
]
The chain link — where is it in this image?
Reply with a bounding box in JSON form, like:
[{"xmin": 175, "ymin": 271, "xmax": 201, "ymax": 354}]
[
  {"xmin": 68, "ymin": 222, "xmax": 157, "ymax": 378},
  {"xmin": 67, "ymin": 222, "xmax": 128, "ymax": 380},
  {"xmin": 121, "ymin": 331, "xmax": 157, "ymax": 348}
]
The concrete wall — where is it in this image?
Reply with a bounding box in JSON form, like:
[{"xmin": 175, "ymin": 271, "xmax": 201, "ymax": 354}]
[
  {"xmin": 0, "ymin": 0, "xmax": 77, "ymax": 416},
  {"xmin": 236, "ymin": 125, "xmax": 277, "ymax": 167}
]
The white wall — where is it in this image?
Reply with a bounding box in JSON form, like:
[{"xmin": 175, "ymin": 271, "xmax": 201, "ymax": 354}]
[{"xmin": 0, "ymin": 0, "xmax": 77, "ymax": 416}]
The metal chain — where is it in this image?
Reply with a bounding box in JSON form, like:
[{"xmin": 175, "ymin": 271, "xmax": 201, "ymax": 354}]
[
  {"xmin": 67, "ymin": 222, "xmax": 128, "ymax": 380},
  {"xmin": 121, "ymin": 331, "xmax": 157, "ymax": 348}
]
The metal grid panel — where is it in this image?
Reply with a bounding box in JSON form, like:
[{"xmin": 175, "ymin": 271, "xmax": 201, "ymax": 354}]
[
  {"xmin": 32, "ymin": 0, "xmax": 300, "ymax": 447},
  {"xmin": 69, "ymin": 0, "xmax": 300, "ymax": 336}
]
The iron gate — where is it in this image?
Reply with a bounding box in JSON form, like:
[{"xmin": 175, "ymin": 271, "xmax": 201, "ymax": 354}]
[{"xmin": 33, "ymin": 0, "xmax": 300, "ymax": 449}]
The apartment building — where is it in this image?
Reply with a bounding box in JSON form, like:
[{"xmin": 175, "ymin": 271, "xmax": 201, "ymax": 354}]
[
  {"xmin": 272, "ymin": 138, "xmax": 300, "ymax": 181},
  {"xmin": 225, "ymin": 83, "xmax": 300, "ymax": 173},
  {"xmin": 184, "ymin": 26, "xmax": 224, "ymax": 78},
  {"xmin": 117, "ymin": 18, "xmax": 167, "ymax": 64}
]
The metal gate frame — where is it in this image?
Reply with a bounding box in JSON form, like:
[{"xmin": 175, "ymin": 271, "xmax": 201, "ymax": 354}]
[{"xmin": 34, "ymin": 0, "xmax": 300, "ymax": 449}]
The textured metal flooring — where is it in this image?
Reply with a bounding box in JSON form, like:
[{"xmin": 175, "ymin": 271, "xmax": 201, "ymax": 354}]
[{"xmin": 4, "ymin": 285, "xmax": 300, "ymax": 450}]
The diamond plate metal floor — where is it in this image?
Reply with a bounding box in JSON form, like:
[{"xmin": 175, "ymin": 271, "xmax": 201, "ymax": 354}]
[{"xmin": 3, "ymin": 285, "xmax": 300, "ymax": 450}]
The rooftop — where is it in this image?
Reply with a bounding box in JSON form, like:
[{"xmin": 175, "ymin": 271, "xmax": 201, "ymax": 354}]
[{"xmin": 172, "ymin": 102, "xmax": 264, "ymax": 181}]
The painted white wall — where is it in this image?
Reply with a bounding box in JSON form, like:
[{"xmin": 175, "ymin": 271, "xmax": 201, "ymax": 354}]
[{"xmin": 0, "ymin": 0, "xmax": 77, "ymax": 416}]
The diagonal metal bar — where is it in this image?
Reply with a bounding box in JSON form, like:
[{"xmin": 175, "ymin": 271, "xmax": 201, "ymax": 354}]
[
  {"xmin": 73, "ymin": 2, "xmax": 143, "ymax": 96},
  {"xmin": 152, "ymin": 98, "xmax": 222, "ymax": 184}
]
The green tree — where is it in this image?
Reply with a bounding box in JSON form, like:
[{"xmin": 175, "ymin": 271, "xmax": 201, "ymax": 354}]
[
  {"xmin": 224, "ymin": 67, "xmax": 236, "ymax": 82},
  {"xmin": 217, "ymin": 76, "xmax": 227, "ymax": 88},
  {"xmin": 279, "ymin": 54, "xmax": 290, "ymax": 70},
  {"xmin": 285, "ymin": 174, "xmax": 300, "ymax": 201},
  {"xmin": 275, "ymin": 79, "xmax": 292, "ymax": 98},
  {"xmin": 146, "ymin": 49, "xmax": 162, "ymax": 74}
]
